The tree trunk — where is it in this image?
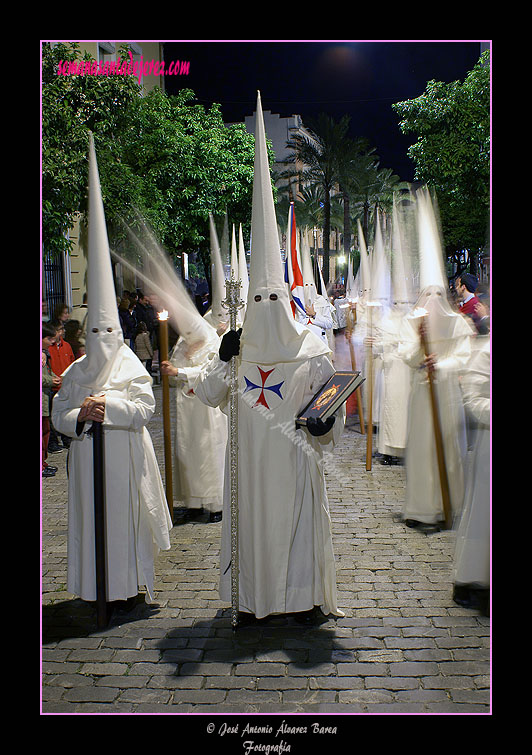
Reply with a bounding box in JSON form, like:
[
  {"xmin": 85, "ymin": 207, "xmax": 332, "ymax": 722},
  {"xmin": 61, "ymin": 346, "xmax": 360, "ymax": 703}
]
[
  {"xmin": 322, "ymin": 189, "xmax": 331, "ymax": 285},
  {"xmin": 343, "ymin": 191, "xmax": 351, "ymax": 255}
]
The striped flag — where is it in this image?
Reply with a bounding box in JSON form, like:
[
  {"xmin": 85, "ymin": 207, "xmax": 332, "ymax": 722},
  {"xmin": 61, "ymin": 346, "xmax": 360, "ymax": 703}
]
[{"xmin": 285, "ymin": 202, "xmax": 306, "ymax": 317}]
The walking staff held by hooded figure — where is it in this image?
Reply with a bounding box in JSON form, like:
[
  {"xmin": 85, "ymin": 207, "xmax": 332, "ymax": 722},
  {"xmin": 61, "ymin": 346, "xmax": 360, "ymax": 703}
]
[
  {"xmin": 194, "ymin": 92, "xmax": 346, "ymax": 626},
  {"xmin": 52, "ymin": 134, "xmax": 172, "ymax": 612},
  {"xmin": 398, "ymin": 188, "xmax": 474, "ymax": 532}
]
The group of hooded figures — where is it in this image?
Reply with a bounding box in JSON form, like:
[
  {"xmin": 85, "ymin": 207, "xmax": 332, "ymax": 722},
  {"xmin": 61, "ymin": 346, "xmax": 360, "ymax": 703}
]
[{"xmin": 51, "ymin": 93, "xmax": 490, "ymax": 624}]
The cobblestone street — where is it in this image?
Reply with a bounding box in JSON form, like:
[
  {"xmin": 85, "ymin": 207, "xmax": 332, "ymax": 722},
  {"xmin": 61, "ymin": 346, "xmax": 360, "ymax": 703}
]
[{"xmin": 41, "ymin": 337, "xmax": 491, "ymax": 721}]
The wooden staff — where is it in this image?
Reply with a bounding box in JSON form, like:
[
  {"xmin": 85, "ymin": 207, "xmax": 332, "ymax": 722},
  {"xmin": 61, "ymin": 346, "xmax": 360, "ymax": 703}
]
[
  {"xmin": 158, "ymin": 310, "xmax": 174, "ymax": 520},
  {"xmin": 346, "ymin": 303, "xmax": 365, "ymax": 434},
  {"xmin": 92, "ymin": 421, "xmax": 109, "ymax": 628},
  {"xmin": 365, "ymin": 303, "xmax": 374, "ymax": 470},
  {"xmin": 419, "ymin": 317, "xmax": 453, "ymax": 530}
]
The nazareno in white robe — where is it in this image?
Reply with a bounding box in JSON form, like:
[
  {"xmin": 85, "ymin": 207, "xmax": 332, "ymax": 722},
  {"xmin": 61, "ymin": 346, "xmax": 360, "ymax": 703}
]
[
  {"xmin": 453, "ymin": 334, "xmax": 490, "ymax": 588},
  {"xmin": 295, "ymin": 294, "xmax": 334, "ymax": 345},
  {"xmin": 52, "ymin": 344, "xmax": 172, "ymax": 603},
  {"xmin": 376, "ymin": 306, "xmax": 413, "ymax": 457},
  {"xmin": 168, "ymin": 327, "xmax": 227, "ymax": 513},
  {"xmin": 194, "ymin": 351, "xmax": 345, "ymax": 619},
  {"xmin": 398, "ymin": 293, "xmax": 474, "ymax": 525}
]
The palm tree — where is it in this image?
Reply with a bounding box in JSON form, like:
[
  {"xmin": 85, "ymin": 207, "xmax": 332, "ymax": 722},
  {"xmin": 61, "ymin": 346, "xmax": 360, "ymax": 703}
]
[
  {"xmin": 350, "ymin": 160, "xmax": 409, "ymax": 245},
  {"xmin": 285, "ymin": 113, "xmax": 350, "ymax": 284}
]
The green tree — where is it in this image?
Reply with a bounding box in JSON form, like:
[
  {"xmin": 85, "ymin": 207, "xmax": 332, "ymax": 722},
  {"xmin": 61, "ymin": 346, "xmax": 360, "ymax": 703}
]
[
  {"xmin": 41, "ymin": 43, "xmax": 257, "ymax": 280},
  {"xmin": 393, "ymin": 51, "xmax": 490, "ymax": 275},
  {"xmin": 117, "ymin": 86, "xmax": 256, "ymax": 274},
  {"xmin": 41, "ymin": 42, "xmax": 143, "ymax": 259}
]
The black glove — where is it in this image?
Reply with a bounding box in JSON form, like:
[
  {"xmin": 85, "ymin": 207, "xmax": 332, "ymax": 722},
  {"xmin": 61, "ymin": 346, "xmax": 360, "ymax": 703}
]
[
  {"xmin": 219, "ymin": 328, "xmax": 242, "ymax": 362},
  {"xmin": 306, "ymin": 415, "xmax": 335, "ymax": 436}
]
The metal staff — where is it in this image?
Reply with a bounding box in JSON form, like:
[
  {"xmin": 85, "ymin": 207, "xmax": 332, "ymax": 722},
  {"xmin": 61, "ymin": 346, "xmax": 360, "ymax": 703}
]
[
  {"xmin": 419, "ymin": 317, "xmax": 453, "ymax": 530},
  {"xmin": 345, "ymin": 303, "xmax": 365, "ymax": 435},
  {"xmin": 92, "ymin": 421, "xmax": 109, "ymax": 628},
  {"xmin": 365, "ymin": 303, "xmax": 377, "ymax": 471},
  {"xmin": 158, "ymin": 310, "xmax": 174, "ymax": 521},
  {"xmin": 222, "ymin": 274, "xmax": 244, "ymax": 630}
]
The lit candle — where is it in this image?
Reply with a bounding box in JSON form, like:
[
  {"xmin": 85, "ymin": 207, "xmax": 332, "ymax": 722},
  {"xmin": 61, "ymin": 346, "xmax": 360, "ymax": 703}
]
[{"xmin": 158, "ymin": 310, "xmax": 173, "ymax": 519}]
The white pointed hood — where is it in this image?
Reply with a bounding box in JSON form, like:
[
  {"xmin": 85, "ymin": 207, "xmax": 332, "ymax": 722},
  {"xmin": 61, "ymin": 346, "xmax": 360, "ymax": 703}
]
[
  {"xmin": 357, "ymin": 220, "xmax": 372, "ymax": 300},
  {"xmin": 111, "ymin": 218, "xmax": 213, "ymax": 350},
  {"xmin": 240, "ymin": 92, "xmax": 329, "ymax": 364},
  {"xmin": 230, "ymin": 225, "xmax": 239, "ymax": 279},
  {"xmin": 204, "ymin": 213, "xmax": 228, "ymax": 330},
  {"xmin": 407, "ymin": 187, "xmax": 468, "ymax": 346},
  {"xmin": 76, "ymin": 133, "xmax": 136, "ymax": 390},
  {"xmin": 238, "ymin": 224, "xmax": 249, "ymax": 310},
  {"xmin": 417, "ymin": 187, "xmax": 447, "ymax": 292},
  {"xmin": 391, "ymin": 197, "xmax": 413, "ymax": 306},
  {"xmin": 300, "ymin": 232, "xmax": 318, "ymax": 307},
  {"xmin": 346, "ymin": 255, "xmax": 356, "ymax": 300},
  {"xmin": 370, "ymin": 213, "xmax": 391, "ymax": 305}
]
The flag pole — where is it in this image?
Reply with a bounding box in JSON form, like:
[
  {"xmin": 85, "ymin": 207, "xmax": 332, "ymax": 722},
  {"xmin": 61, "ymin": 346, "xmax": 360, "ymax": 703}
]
[
  {"xmin": 223, "ymin": 273, "xmax": 244, "ymax": 630},
  {"xmin": 419, "ymin": 316, "xmax": 453, "ymax": 530},
  {"xmin": 365, "ymin": 303, "xmax": 375, "ymax": 470}
]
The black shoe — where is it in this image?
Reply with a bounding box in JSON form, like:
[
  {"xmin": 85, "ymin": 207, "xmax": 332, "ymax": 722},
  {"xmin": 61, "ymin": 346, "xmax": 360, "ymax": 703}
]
[
  {"xmin": 453, "ymin": 584, "xmax": 490, "ymax": 616},
  {"xmin": 237, "ymin": 611, "xmax": 257, "ymax": 626},
  {"xmin": 184, "ymin": 508, "xmax": 204, "ymax": 521},
  {"xmin": 293, "ymin": 606, "xmax": 328, "ymax": 626},
  {"xmin": 209, "ymin": 512, "xmax": 222, "ymax": 523},
  {"xmin": 110, "ymin": 595, "xmax": 138, "ymax": 613},
  {"xmin": 48, "ymin": 443, "xmax": 64, "ymax": 453},
  {"xmin": 405, "ymin": 519, "xmax": 441, "ymax": 534},
  {"xmin": 42, "ymin": 467, "xmax": 56, "ymax": 477}
]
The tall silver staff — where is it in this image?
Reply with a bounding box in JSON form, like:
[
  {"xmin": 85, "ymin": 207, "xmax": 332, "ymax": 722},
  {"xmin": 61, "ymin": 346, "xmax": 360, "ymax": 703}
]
[{"xmin": 222, "ymin": 273, "xmax": 245, "ymax": 630}]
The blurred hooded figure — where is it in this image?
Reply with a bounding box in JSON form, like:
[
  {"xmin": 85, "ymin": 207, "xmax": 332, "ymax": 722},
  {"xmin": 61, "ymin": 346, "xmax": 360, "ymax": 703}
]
[
  {"xmin": 375, "ymin": 198, "xmax": 415, "ymax": 463},
  {"xmin": 398, "ymin": 188, "xmax": 474, "ymax": 530},
  {"xmin": 159, "ymin": 215, "xmax": 228, "ymax": 522},
  {"xmin": 113, "ymin": 212, "xmax": 229, "ymax": 524},
  {"xmin": 452, "ymin": 328, "xmax": 490, "ymax": 616},
  {"xmin": 194, "ymin": 92, "xmax": 345, "ymax": 623},
  {"xmin": 52, "ymin": 134, "xmax": 172, "ymax": 605},
  {"xmin": 296, "ymin": 231, "xmax": 334, "ymax": 344}
]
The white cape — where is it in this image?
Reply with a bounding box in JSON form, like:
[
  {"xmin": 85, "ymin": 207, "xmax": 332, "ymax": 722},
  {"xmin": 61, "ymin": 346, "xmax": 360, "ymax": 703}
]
[
  {"xmin": 52, "ymin": 346, "xmax": 172, "ymax": 602},
  {"xmin": 169, "ymin": 328, "xmax": 227, "ymax": 512},
  {"xmin": 453, "ymin": 335, "xmax": 490, "ymax": 587},
  {"xmin": 195, "ymin": 352, "xmax": 344, "ymax": 619},
  {"xmin": 398, "ymin": 306, "xmax": 474, "ymax": 524}
]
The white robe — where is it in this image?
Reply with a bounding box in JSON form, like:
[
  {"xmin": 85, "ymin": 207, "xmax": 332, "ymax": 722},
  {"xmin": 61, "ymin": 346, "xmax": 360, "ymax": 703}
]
[
  {"xmin": 351, "ymin": 302, "xmax": 386, "ymax": 427},
  {"xmin": 453, "ymin": 335, "xmax": 490, "ymax": 587},
  {"xmin": 296, "ymin": 295, "xmax": 334, "ymax": 345},
  {"xmin": 169, "ymin": 332, "xmax": 227, "ymax": 513},
  {"xmin": 399, "ymin": 310, "xmax": 473, "ymax": 524},
  {"xmin": 51, "ymin": 347, "xmax": 172, "ymax": 603},
  {"xmin": 194, "ymin": 352, "xmax": 345, "ymax": 619},
  {"xmin": 376, "ymin": 308, "xmax": 413, "ymax": 457}
]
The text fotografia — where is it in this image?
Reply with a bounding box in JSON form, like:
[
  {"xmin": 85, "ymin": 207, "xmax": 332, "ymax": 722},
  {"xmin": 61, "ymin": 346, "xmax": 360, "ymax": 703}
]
[
  {"xmin": 56, "ymin": 52, "xmax": 190, "ymax": 82},
  {"xmin": 209, "ymin": 720, "xmax": 338, "ymax": 751}
]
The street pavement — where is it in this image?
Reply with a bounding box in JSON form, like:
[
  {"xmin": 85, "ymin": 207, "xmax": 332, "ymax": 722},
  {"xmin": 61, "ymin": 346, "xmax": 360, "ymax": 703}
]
[{"xmin": 41, "ymin": 334, "xmax": 491, "ymax": 719}]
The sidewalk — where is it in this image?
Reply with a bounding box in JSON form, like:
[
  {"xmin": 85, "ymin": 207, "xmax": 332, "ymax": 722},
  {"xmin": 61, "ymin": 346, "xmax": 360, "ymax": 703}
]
[{"xmin": 41, "ymin": 335, "xmax": 490, "ymax": 716}]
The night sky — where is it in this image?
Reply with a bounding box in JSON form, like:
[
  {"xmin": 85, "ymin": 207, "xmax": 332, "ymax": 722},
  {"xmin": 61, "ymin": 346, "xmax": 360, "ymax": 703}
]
[{"xmin": 162, "ymin": 40, "xmax": 485, "ymax": 183}]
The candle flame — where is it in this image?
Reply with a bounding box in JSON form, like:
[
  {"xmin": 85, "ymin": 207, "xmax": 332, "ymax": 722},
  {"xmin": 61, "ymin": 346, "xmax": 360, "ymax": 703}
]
[{"xmin": 158, "ymin": 309, "xmax": 169, "ymax": 321}]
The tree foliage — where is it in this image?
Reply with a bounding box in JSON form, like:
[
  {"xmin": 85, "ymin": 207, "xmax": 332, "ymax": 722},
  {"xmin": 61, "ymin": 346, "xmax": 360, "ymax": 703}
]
[
  {"xmin": 41, "ymin": 42, "xmax": 257, "ymax": 269},
  {"xmin": 392, "ymin": 51, "xmax": 490, "ymax": 270}
]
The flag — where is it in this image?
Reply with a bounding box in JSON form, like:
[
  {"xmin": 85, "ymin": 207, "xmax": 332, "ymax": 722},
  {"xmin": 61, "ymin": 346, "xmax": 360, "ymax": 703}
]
[{"xmin": 285, "ymin": 202, "xmax": 306, "ymax": 317}]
